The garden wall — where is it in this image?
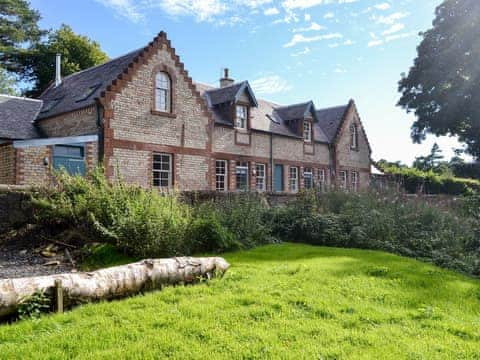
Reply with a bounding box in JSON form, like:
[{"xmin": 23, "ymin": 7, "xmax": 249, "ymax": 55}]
[{"xmin": 0, "ymin": 185, "xmax": 35, "ymax": 234}]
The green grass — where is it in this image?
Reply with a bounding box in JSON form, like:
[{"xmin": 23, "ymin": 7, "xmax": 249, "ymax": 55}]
[{"xmin": 1, "ymin": 243, "xmax": 479, "ymax": 359}]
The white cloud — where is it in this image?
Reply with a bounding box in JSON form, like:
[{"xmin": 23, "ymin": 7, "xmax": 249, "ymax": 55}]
[
  {"xmin": 334, "ymin": 67, "xmax": 347, "ymax": 73},
  {"xmin": 374, "ymin": 3, "xmax": 390, "ymax": 10},
  {"xmin": 282, "ymin": 0, "xmax": 358, "ymax": 10},
  {"xmin": 264, "ymin": 7, "xmax": 279, "ymax": 15},
  {"xmin": 291, "ymin": 47, "xmax": 311, "ymax": 56},
  {"xmin": 251, "ymin": 75, "xmax": 292, "ymax": 94},
  {"xmin": 374, "ymin": 11, "xmax": 409, "ymax": 25},
  {"xmin": 343, "ymin": 39, "xmax": 354, "ymax": 45},
  {"xmin": 324, "ymin": 12, "xmax": 335, "ymax": 19},
  {"xmin": 95, "ymin": 0, "xmax": 144, "ymax": 22},
  {"xmin": 329, "ymin": 43, "xmax": 339, "ymax": 48},
  {"xmin": 293, "ymin": 21, "xmax": 325, "ymax": 32},
  {"xmin": 153, "ymin": 0, "xmax": 227, "ymax": 22},
  {"xmin": 385, "ymin": 31, "xmax": 415, "ymax": 42},
  {"xmin": 382, "ymin": 23, "xmax": 404, "ymax": 35},
  {"xmin": 283, "ymin": 32, "xmax": 343, "ymax": 47},
  {"xmin": 368, "ymin": 39, "xmax": 383, "ymax": 47},
  {"xmin": 304, "ymin": 13, "xmax": 311, "ymax": 21}
]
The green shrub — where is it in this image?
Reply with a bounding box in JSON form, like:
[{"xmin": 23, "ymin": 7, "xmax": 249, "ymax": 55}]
[{"xmin": 18, "ymin": 291, "xmax": 51, "ymax": 320}]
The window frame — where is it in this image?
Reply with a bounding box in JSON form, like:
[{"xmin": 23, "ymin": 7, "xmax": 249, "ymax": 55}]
[
  {"xmin": 255, "ymin": 163, "xmax": 266, "ymax": 192},
  {"xmin": 350, "ymin": 123, "xmax": 358, "ymax": 150},
  {"xmin": 152, "ymin": 152, "xmax": 173, "ymax": 189},
  {"xmin": 289, "ymin": 166, "xmax": 299, "ymax": 193},
  {"xmin": 317, "ymin": 168, "xmax": 326, "ymax": 191},
  {"xmin": 304, "ymin": 167, "xmax": 313, "ymax": 189},
  {"xmin": 303, "ymin": 121, "xmax": 312, "ymax": 142},
  {"xmin": 235, "ymin": 161, "xmax": 249, "ymax": 191},
  {"xmin": 351, "ymin": 171, "xmax": 359, "ymax": 192},
  {"xmin": 339, "ymin": 170, "xmax": 347, "ymax": 190},
  {"xmin": 154, "ymin": 71, "xmax": 172, "ymax": 114},
  {"xmin": 235, "ymin": 104, "xmax": 248, "ymax": 130},
  {"xmin": 215, "ymin": 160, "xmax": 228, "ymax": 192}
]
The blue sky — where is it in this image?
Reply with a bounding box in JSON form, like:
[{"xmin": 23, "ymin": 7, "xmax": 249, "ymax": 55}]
[{"xmin": 29, "ymin": 0, "xmax": 461, "ymax": 164}]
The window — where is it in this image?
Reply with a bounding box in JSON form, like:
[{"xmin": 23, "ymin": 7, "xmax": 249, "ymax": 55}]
[
  {"xmin": 256, "ymin": 163, "xmax": 266, "ymax": 192},
  {"xmin": 304, "ymin": 167, "xmax": 313, "ymax": 189},
  {"xmin": 303, "ymin": 121, "xmax": 312, "ymax": 142},
  {"xmin": 339, "ymin": 170, "xmax": 347, "ymax": 190},
  {"xmin": 289, "ymin": 166, "xmax": 299, "ymax": 193},
  {"xmin": 317, "ymin": 168, "xmax": 326, "ymax": 191},
  {"xmin": 350, "ymin": 123, "xmax": 358, "ymax": 149},
  {"xmin": 155, "ymin": 72, "xmax": 171, "ymax": 112},
  {"xmin": 351, "ymin": 171, "xmax": 359, "ymax": 192},
  {"xmin": 236, "ymin": 161, "xmax": 249, "ymax": 191},
  {"xmin": 53, "ymin": 144, "xmax": 86, "ymax": 176},
  {"xmin": 216, "ymin": 160, "xmax": 228, "ymax": 191},
  {"xmin": 235, "ymin": 105, "xmax": 248, "ymax": 130},
  {"xmin": 153, "ymin": 153, "xmax": 172, "ymax": 188}
]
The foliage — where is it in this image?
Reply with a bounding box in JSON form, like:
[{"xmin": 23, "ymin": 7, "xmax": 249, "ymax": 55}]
[
  {"xmin": 0, "ymin": 67, "xmax": 17, "ymax": 95},
  {"xmin": 270, "ymin": 190, "xmax": 480, "ymax": 276},
  {"xmin": 0, "ymin": 0, "xmax": 44, "ymax": 74},
  {"xmin": 412, "ymin": 142, "xmax": 445, "ymax": 173},
  {"xmin": 79, "ymin": 244, "xmax": 137, "ymax": 271},
  {"xmin": 17, "ymin": 291, "xmax": 51, "ymax": 320},
  {"xmin": 398, "ymin": 0, "xmax": 480, "ymax": 159},
  {"xmin": 1, "ymin": 244, "xmax": 479, "ymax": 358},
  {"xmin": 33, "ymin": 168, "xmax": 192, "ymax": 258},
  {"xmin": 376, "ymin": 161, "xmax": 480, "ymax": 195},
  {"xmin": 19, "ymin": 24, "xmax": 108, "ymax": 96}
]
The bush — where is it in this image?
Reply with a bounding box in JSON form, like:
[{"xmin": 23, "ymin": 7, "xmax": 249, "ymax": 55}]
[{"xmin": 34, "ymin": 168, "xmax": 192, "ymax": 258}]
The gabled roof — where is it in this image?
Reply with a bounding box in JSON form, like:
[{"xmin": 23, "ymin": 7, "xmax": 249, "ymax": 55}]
[
  {"xmin": 0, "ymin": 95, "xmax": 43, "ymax": 140},
  {"xmin": 274, "ymin": 101, "xmax": 317, "ymax": 122},
  {"xmin": 316, "ymin": 104, "xmax": 349, "ymax": 142},
  {"xmin": 205, "ymin": 81, "xmax": 258, "ymax": 107},
  {"xmin": 37, "ymin": 48, "xmax": 144, "ymax": 120}
]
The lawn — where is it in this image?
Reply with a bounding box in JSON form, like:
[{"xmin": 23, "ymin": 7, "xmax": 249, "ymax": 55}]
[{"xmin": 0, "ymin": 243, "xmax": 479, "ymax": 359}]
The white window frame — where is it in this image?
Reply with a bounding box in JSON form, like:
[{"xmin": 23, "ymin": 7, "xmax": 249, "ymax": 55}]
[
  {"xmin": 339, "ymin": 170, "xmax": 347, "ymax": 190},
  {"xmin": 255, "ymin": 163, "xmax": 266, "ymax": 192},
  {"xmin": 289, "ymin": 166, "xmax": 299, "ymax": 193},
  {"xmin": 215, "ymin": 160, "xmax": 228, "ymax": 192},
  {"xmin": 235, "ymin": 105, "xmax": 248, "ymax": 130},
  {"xmin": 304, "ymin": 167, "xmax": 313, "ymax": 189},
  {"xmin": 303, "ymin": 121, "xmax": 312, "ymax": 142},
  {"xmin": 351, "ymin": 171, "xmax": 359, "ymax": 192},
  {"xmin": 317, "ymin": 168, "xmax": 326, "ymax": 191},
  {"xmin": 155, "ymin": 72, "xmax": 171, "ymax": 113},
  {"xmin": 236, "ymin": 161, "xmax": 249, "ymax": 191},
  {"xmin": 153, "ymin": 153, "xmax": 173, "ymax": 189}
]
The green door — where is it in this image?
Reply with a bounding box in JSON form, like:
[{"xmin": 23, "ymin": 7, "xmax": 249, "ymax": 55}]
[
  {"xmin": 53, "ymin": 144, "xmax": 86, "ymax": 176},
  {"xmin": 274, "ymin": 164, "xmax": 284, "ymax": 192}
]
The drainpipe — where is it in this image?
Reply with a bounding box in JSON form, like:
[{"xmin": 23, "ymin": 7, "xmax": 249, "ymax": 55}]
[
  {"xmin": 270, "ymin": 132, "xmax": 274, "ymax": 192},
  {"xmin": 95, "ymin": 101, "xmax": 104, "ymax": 165}
]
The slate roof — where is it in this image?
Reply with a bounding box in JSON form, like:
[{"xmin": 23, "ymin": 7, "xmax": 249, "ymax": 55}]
[
  {"xmin": 196, "ymin": 82, "xmax": 331, "ymax": 143},
  {"xmin": 0, "ymin": 95, "xmax": 43, "ymax": 140},
  {"xmin": 316, "ymin": 104, "xmax": 350, "ymax": 142},
  {"xmin": 37, "ymin": 48, "xmax": 144, "ymax": 120}
]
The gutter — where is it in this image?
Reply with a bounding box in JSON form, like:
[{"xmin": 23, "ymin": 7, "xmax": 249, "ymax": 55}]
[{"xmin": 95, "ymin": 100, "xmax": 104, "ymax": 164}]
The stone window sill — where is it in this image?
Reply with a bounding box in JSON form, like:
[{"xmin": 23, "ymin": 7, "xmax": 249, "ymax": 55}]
[{"xmin": 151, "ymin": 110, "xmax": 177, "ymax": 118}]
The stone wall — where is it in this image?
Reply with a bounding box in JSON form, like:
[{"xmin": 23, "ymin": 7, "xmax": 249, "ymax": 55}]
[
  {"xmin": 0, "ymin": 144, "xmax": 15, "ymax": 185},
  {"xmin": 0, "ymin": 186, "xmax": 34, "ymax": 233},
  {"xmin": 36, "ymin": 106, "xmax": 98, "ymax": 138},
  {"xmin": 16, "ymin": 146, "xmax": 51, "ymax": 186}
]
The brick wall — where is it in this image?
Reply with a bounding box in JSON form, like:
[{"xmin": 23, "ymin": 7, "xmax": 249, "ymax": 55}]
[
  {"xmin": 37, "ymin": 106, "xmax": 98, "ymax": 138},
  {"xmin": 0, "ymin": 144, "xmax": 15, "ymax": 184},
  {"xmin": 112, "ymin": 147, "xmax": 151, "ymax": 188},
  {"xmin": 16, "ymin": 146, "xmax": 51, "ymax": 186}
]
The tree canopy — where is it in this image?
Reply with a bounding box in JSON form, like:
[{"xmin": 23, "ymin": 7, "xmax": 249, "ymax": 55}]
[
  {"xmin": 0, "ymin": 67, "xmax": 17, "ymax": 95},
  {"xmin": 19, "ymin": 24, "xmax": 109, "ymax": 97},
  {"xmin": 0, "ymin": 0, "xmax": 43, "ymax": 73},
  {"xmin": 398, "ymin": 0, "xmax": 480, "ymax": 160}
]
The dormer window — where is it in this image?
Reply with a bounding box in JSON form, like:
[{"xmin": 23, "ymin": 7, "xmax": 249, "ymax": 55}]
[
  {"xmin": 303, "ymin": 121, "xmax": 312, "ymax": 142},
  {"xmin": 155, "ymin": 72, "xmax": 171, "ymax": 113},
  {"xmin": 235, "ymin": 105, "xmax": 248, "ymax": 130},
  {"xmin": 350, "ymin": 123, "xmax": 358, "ymax": 150}
]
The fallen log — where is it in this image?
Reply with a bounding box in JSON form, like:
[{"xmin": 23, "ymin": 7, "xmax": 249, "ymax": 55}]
[{"xmin": 0, "ymin": 256, "xmax": 230, "ymax": 319}]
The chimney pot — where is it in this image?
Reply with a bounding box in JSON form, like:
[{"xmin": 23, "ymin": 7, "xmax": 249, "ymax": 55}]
[
  {"xmin": 220, "ymin": 68, "xmax": 234, "ymax": 88},
  {"xmin": 55, "ymin": 53, "xmax": 62, "ymax": 87}
]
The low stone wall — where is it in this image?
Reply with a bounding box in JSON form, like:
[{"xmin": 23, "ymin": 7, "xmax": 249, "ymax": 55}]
[{"xmin": 0, "ymin": 185, "xmax": 36, "ymax": 234}]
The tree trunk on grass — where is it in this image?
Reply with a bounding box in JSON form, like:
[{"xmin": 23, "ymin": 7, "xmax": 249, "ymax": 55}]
[{"xmin": 0, "ymin": 257, "xmax": 230, "ymax": 319}]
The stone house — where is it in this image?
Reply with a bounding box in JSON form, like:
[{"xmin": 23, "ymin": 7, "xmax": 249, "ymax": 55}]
[{"xmin": 0, "ymin": 31, "xmax": 371, "ymax": 192}]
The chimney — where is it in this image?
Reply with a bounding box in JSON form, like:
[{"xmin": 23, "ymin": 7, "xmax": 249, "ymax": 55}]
[
  {"xmin": 55, "ymin": 53, "xmax": 62, "ymax": 87},
  {"xmin": 219, "ymin": 68, "xmax": 234, "ymax": 88}
]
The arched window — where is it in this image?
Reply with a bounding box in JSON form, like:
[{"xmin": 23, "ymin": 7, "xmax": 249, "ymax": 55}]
[
  {"xmin": 155, "ymin": 72, "xmax": 171, "ymax": 112},
  {"xmin": 350, "ymin": 123, "xmax": 358, "ymax": 149}
]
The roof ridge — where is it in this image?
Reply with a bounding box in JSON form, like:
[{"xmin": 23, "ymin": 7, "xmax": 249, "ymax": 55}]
[
  {"xmin": 0, "ymin": 94, "xmax": 43, "ymax": 102},
  {"xmin": 60, "ymin": 47, "xmax": 145, "ymax": 82},
  {"xmin": 316, "ymin": 104, "xmax": 349, "ymax": 111},
  {"xmin": 275, "ymin": 100, "xmax": 312, "ymax": 109},
  {"xmin": 204, "ymin": 81, "xmax": 246, "ymax": 93}
]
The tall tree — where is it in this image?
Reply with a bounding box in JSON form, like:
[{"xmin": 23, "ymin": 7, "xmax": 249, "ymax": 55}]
[
  {"xmin": 0, "ymin": 67, "xmax": 17, "ymax": 95},
  {"xmin": 413, "ymin": 143, "xmax": 445, "ymax": 172},
  {"xmin": 0, "ymin": 0, "xmax": 43, "ymax": 73},
  {"xmin": 19, "ymin": 24, "xmax": 109, "ymax": 97},
  {"xmin": 398, "ymin": 0, "xmax": 480, "ymax": 159}
]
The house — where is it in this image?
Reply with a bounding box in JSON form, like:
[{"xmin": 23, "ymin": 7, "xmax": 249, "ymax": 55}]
[{"xmin": 0, "ymin": 31, "xmax": 372, "ymax": 192}]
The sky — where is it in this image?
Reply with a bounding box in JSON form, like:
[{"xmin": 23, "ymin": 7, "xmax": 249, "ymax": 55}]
[{"xmin": 29, "ymin": 0, "xmax": 464, "ymax": 165}]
